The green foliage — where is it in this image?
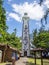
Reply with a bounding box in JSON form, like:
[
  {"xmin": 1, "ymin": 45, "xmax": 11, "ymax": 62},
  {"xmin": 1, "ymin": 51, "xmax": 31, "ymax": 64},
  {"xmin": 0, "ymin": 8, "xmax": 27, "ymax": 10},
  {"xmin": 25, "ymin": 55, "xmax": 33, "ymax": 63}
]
[
  {"xmin": 9, "ymin": 33, "xmax": 22, "ymax": 50},
  {"xmin": 33, "ymin": 30, "xmax": 49, "ymax": 48},
  {"xmin": 0, "ymin": 0, "xmax": 22, "ymax": 50},
  {"xmin": 0, "ymin": 0, "xmax": 7, "ymax": 43},
  {"xmin": 0, "ymin": 0, "xmax": 7, "ymax": 36}
]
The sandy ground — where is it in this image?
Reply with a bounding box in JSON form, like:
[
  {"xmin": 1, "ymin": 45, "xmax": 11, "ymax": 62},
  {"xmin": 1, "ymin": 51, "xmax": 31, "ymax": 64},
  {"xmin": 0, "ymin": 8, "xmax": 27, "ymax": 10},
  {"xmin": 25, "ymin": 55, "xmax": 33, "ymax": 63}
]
[{"xmin": 15, "ymin": 57, "xmax": 28, "ymax": 65}]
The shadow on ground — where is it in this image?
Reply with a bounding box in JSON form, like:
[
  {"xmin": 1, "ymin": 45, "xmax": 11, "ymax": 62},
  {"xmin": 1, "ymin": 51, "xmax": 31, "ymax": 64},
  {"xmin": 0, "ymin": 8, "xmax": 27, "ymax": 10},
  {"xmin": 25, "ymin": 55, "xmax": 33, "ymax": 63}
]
[
  {"xmin": 25, "ymin": 61, "xmax": 49, "ymax": 65},
  {"xmin": 26, "ymin": 62, "xmax": 36, "ymax": 65},
  {"xmin": 43, "ymin": 60, "xmax": 49, "ymax": 65},
  {"xmin": 23, "ymin": 61, "xmax": 39, "ymax": 65},
  {"xmin": 6, "ymin": 64, "xmax": 12, "ymax": 65},
  {"xmin": 44, "ymin": 61, "xmax": 49, "ymax": 64}
]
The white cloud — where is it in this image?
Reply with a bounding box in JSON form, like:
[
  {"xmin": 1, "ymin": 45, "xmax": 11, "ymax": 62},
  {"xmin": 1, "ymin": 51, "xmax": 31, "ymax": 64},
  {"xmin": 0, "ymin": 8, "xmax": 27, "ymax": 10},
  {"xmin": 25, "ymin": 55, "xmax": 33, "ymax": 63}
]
[
  {"xmin": 11, "ymin": 2, "xmax": 45, "ymax": 21},
  {"xmin": 8, "ymin": 13, "xmax": 21, "ymax": 22},
  {"xmin": 7, "ymin": 1, "xmax": 49, "ymax": 22},
  {"xmin": 44, "ymin": 0, "xmax": 49, "ymax": 8}
]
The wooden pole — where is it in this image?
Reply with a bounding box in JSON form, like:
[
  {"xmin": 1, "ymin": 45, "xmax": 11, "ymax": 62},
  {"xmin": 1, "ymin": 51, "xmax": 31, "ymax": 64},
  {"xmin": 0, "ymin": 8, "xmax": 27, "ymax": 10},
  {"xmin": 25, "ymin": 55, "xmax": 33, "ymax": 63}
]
[
  {"xmin": 34, "ymin": 51, "xmax": 36, "ymax": 65},
  {"xmin": 1, "ymin": 45, "xmax": 7, "ymax": 62},
  {"xmin": 12, "ymin": 59, "xmax": 15, "ymax": 65},
  {"xmin": 1, "ymin": 50, "xmax": 4, "ymax": 62},
  {"xmin": 1, "ymin": 50, "xmax": 3, "ymax": 62},
  {"xmin": 2, "ymin": 50, "xmax": 6, "ymax": 62},
  {"xmin": 41, "ymin": 51, "xmax": 43, "ymax": 65}
]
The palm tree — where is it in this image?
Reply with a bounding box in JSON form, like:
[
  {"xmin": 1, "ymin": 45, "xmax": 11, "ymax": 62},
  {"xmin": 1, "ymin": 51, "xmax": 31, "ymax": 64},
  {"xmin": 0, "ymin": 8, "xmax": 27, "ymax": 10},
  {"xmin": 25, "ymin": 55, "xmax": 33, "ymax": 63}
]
[
  {"xmin": 39, "ymin": 0, "xmax": 43, "ymax": 6},
  {"xmin": 0, "ymin": 0, "xmax": 7, "ymax": 43},
  {"xmin": 14, "ymin": 28, "xmax": 17, "ymax": 36},
  {"xmin": 0, "ymin": 0, "xmax": 7, "ymax": 32},
  {"xmin": 39, "ymin": 0, "xmax": 49, "ymax": 28}
]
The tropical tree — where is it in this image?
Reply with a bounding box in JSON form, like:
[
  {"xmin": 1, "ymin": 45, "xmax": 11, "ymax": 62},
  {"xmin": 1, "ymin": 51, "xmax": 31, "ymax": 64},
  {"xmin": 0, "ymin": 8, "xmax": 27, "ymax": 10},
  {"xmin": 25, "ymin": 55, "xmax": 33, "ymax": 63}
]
[
  {"xmin": 0, "ymin": 0, "xmax": 7, "ymax": 31},
  {"xmin": 33, "ymin": 30, "xmax": 49, "ymax": 48},
  {"xmin": 14, "ymin": 28, "xmax": 17, "ymax": 36},
  {"xmin": 33, "ymin": 29, "xmax": 37, "ymax": 46},
  {"xmin": 39, "ymin": 0, "xmax": 43, "ymax": 6},
  {"xmin": 32, "ymin": 0, "xmax": 49, "ymax": 48},
  {"xmin": 5, "ymin": 32, "xmax": 22, "ymax": 50},
  {"xmin": 39, "ymin": 0, "xmax": 49, "ymax": 25},
  {"xmin": 0, "ymin": 0, "xmax": 22, "ymax": 50},
  {"xmin": 0, "ymin": 0, "xmax": 8, "ymax": 43}
]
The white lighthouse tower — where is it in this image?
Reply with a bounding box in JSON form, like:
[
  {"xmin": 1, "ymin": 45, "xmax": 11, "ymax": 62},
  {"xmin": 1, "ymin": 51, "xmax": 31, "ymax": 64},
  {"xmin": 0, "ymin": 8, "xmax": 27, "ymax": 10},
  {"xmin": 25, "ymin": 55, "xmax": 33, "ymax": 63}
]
[{"xmin": 22, "ymin": 13, "xmax": 30, "ymax": 56}]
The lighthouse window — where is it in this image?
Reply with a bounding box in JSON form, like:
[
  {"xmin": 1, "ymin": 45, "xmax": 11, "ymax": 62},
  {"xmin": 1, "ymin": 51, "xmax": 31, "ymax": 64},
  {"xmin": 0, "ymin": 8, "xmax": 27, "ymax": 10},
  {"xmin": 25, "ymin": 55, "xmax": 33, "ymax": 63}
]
[
  {"xmin": 24, "ymin": 36, "xmax": 27, "ymax": 40},
  {"xmin": 25, "ymin": 25, "xmax": 27, "ymax": 29}
]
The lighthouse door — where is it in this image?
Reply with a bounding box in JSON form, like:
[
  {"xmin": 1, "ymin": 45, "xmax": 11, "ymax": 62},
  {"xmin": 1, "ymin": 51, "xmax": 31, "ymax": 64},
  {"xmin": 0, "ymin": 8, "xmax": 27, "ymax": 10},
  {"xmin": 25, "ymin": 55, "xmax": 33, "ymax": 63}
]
[{"xmin": 24, "ymin": 51, "xmax": 27, "ymax": 56}]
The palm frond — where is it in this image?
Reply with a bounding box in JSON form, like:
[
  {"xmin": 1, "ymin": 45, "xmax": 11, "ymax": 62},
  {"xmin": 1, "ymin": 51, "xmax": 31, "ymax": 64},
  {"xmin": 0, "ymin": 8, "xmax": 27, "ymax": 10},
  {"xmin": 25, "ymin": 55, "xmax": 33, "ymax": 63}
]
[
  {"xmin": 39, "ymin": 0, "xmax": 43, "ymax": 5},
  {"xmin": 41, "ymin": 18, "xmax": 43, "ymax": 26},
  {"xmin": 44, "ymin": 9, "xmax": 49, "ymax": 24}
]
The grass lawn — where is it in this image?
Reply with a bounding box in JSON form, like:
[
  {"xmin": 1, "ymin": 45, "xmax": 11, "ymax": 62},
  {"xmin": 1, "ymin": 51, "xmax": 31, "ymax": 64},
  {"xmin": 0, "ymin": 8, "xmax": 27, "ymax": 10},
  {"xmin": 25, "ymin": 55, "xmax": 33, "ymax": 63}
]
[
  {"xmin": 0, "ymin": 62, "xmax": 12, "ymax": 65},
  {"xmin": 28, "ymin": 58, "xmax": 49, "ymax": 65},
  {"xmin": 0, "ymin": 63, "xmax": 6, "ymax": 65}
]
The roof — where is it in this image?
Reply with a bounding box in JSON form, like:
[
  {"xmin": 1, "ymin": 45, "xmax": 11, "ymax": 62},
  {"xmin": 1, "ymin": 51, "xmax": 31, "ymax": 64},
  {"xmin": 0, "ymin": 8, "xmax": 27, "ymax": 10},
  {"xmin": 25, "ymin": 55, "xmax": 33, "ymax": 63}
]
[
  {"xmin": 0, "ymin": 44, "xmax": 7, "ymax": 50},
  {"xmin": 31, "ymin": 48, "xmax": 45, "ymax": 51},
  {"xmin": 0, "ymin": 44, "xmax": 18, "ymax": 52},
  {"xmin": 9, "ymin": 46, "xmax": 18, "ymax": 52},
  {"xmin": 0, "ymin": 43, "xmax": 6, "ymax": 46}
]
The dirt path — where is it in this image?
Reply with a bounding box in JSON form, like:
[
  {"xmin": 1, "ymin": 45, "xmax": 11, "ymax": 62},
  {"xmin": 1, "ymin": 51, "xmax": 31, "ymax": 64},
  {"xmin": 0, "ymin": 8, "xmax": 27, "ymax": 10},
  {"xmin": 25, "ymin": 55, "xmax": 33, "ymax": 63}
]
[{"xmin": 15, "ymin": 57, "xmax": 28, "ymax": 65}]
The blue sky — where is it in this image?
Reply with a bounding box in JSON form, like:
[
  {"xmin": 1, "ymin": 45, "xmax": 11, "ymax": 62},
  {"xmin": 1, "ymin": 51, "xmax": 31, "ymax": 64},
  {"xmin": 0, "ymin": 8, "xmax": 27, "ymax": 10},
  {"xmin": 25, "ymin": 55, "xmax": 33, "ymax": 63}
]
[{"xmin": 3, "ymin": 0, "xmax": 49, "ymax": 37}]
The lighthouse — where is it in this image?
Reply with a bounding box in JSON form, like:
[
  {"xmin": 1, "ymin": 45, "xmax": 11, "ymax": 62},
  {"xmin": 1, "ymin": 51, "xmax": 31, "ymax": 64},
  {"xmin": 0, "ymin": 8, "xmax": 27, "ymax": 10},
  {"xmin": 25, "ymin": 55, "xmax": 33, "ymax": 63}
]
[{"xmin": 22, "ymin": 13, "xmax": 30, "ymax": 56}]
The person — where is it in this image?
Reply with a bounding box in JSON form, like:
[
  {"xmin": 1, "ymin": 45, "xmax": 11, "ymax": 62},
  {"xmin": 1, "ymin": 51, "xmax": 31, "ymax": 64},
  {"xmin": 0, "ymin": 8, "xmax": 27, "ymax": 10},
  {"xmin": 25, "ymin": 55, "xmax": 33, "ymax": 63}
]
[
  {"xmin": 12, "ymin": 52, "xmax": 15, "ymax": 65},
  {"xmin": 48, "ymin": 52, "xmax": 49, "ymax": 57},
  {"xmin": 17, "ymin": 54, "xmax": 20, "ymax": 59}
]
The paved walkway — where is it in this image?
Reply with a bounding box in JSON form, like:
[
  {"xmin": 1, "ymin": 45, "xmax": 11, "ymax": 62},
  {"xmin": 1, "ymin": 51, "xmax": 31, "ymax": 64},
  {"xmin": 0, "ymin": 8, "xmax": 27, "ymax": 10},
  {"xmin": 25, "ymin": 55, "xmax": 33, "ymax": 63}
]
[{"xmin": 15, "ymin": 57, "xmax": 28, "ymax": 65}]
